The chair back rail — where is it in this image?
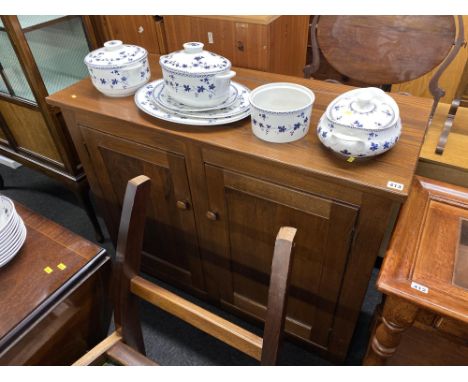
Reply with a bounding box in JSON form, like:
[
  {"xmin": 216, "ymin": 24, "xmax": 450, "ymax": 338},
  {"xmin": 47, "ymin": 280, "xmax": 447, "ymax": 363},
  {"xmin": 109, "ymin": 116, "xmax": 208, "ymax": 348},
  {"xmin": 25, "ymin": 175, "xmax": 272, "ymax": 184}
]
[{"xmin": 74, "ymin": 175, "xmax": 297, "ymax": 365}]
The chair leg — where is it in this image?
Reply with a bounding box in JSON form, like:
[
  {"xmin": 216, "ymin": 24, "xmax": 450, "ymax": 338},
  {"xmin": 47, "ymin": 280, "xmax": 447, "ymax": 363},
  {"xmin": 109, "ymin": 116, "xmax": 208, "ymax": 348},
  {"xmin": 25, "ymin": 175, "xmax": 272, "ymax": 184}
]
[{"xmin": 72, "ymin": 181, "xmax": 105, "ymax": 243}]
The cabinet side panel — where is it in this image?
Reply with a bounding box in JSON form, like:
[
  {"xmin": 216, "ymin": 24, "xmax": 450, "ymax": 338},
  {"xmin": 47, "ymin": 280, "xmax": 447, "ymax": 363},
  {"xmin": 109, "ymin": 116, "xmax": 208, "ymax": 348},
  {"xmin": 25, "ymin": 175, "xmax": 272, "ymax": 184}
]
[
  {"xmin": 269, "ymin": 16, "xmax": 310, "ymax": 77},
  {"xmin": 0, "ymin": 100, "xmax": 62, "ymax": 163}
]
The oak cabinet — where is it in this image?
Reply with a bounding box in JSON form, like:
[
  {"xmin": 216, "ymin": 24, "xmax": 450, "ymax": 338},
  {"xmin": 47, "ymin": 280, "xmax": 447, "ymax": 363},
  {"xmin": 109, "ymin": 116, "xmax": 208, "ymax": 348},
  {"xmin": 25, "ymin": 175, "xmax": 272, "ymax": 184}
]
[
  {"xmin": 163, "ymin": 16, "xmax": 309, "ymax": 77},
  {"xmin": 80, "ymin": 127, "xmax": 205, "ymax": 291},
  {"xmin": 47, "ymin": 57, "xmax": 430, "ymax": 362},
  {"xmin": 90, "ymin": 16, "xmax": 167, "ymax": 55}
]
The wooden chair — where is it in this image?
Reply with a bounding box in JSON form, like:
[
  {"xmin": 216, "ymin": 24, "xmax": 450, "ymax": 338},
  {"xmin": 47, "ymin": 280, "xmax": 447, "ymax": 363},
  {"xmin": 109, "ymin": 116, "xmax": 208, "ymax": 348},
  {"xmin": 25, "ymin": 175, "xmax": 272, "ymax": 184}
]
[
  {"xmin": 303, "ymin": 16, "xmax": 465, "ymax": 119},
  {"xmin": 73, "ymin": 175, "xmax": 297, "ymax": 366}
]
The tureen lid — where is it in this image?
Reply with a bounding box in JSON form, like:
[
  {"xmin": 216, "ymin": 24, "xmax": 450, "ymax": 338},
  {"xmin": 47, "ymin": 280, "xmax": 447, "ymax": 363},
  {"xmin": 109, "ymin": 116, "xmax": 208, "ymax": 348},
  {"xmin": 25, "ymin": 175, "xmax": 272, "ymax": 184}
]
[
  {"xmin": 159, "ymin": 42, "xmax": 231, "ymax": 75},
  {"xmin": 84, "ymin": 40, "xmax": 148, "ymax": 69},
  {"xmin": 326, "ymin": 87, "xmax": 399, "ymax": 130}
]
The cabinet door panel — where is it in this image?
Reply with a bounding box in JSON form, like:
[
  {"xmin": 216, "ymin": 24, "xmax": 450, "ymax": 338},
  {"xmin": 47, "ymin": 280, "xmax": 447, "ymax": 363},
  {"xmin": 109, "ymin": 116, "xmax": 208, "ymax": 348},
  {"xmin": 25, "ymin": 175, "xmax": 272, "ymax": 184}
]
[
  {"xmin": 80, "ymin": 127, "xmax": 204, "ymax": 291},
  {"xmin": 204, "ymin": 165, "xmax": 358, "ymax": 348}
]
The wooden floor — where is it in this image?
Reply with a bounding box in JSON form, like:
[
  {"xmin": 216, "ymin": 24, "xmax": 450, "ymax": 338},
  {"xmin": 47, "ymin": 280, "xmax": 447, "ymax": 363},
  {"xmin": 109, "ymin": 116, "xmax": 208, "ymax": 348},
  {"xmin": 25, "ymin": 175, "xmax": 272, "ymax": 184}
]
[{"xmin": 418, "ymin": 102, "xmax": 468, "ymax": 187}]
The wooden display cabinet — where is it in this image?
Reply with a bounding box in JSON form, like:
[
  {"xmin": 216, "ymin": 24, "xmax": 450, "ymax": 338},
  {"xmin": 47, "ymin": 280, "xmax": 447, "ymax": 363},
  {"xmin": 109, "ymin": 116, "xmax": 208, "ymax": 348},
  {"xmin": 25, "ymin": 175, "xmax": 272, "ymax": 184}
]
[
  {"xmin": 89, "ymin": 15, "xmax": 167, "ymax": 55},
  {"xmin": 163, "ymin": 16, "xmax": 310, "ymax": 77},
  {"xmin": 0, "ymin": 15, "xmax": 103, "ymax": 240},
  {"xmin": 47, "ymin": 56, "xmax": 431, "ymax": 362}
]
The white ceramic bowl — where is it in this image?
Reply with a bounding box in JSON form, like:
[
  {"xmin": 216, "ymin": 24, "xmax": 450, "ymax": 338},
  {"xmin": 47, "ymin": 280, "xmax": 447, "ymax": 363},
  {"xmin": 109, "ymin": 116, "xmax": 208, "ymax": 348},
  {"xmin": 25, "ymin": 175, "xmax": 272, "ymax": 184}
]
[
  {"xmin": 84, "ymin": 40, "xmax": 150, "ymax": 97},
  {"xmin": 249, "ymin": 83, "xmax": 315, "ymax": 143},
  {"xmin": 159, "ymin": 42, "xmax": 236, "ymax": 107}
]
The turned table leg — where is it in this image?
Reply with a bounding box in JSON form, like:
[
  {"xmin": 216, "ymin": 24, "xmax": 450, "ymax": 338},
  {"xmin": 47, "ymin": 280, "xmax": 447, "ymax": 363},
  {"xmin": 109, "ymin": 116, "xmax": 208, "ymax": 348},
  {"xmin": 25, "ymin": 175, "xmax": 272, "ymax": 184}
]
[{"xmin": 364, "ymin": 295, "xmax": 419, "ymax": 365}]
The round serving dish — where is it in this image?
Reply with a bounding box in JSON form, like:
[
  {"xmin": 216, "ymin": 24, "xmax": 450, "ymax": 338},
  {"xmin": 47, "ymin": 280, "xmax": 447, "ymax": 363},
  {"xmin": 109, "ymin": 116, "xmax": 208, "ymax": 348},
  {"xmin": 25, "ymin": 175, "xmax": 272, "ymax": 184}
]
[
  {"xmin": 249, "ymin": 82, "xmax": 315, "ymax": 143},
  {"xmin": 317, "ymin": 87, "xmax": 401, "ymax": 158},
  {"xmin": 159, "ymin": 42, "xmax": 236, "ymax": 107},
  {"xmin": 84, "ymin": 40, "xmax": 150, "ymax": 97}
]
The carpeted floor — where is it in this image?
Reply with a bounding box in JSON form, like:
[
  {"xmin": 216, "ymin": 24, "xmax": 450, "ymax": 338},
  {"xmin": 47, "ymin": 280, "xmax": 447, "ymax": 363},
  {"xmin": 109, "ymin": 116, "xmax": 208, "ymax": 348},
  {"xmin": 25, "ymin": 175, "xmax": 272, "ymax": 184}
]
[{"xmin": 0, "ymin": 163, "xmax": 382, "ymax": 366}]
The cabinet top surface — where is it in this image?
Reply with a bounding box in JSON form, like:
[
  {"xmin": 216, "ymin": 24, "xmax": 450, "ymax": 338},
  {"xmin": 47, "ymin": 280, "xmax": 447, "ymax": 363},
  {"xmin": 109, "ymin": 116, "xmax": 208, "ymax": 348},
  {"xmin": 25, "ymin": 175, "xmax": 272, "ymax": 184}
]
[
  {"xmin": 379, "ymin": 176, "xmax": 468, "ymax": 322},
  {"xmin": 47, "ymin": 54, "xmax": 432, "ymax": 201},
  {"xmin": 183, "ymin": 15, "xmax": 281, "ymax": 24},
  {"xmin": 0, "ymin": 202, "xmax": 105, "ymax": 348}
]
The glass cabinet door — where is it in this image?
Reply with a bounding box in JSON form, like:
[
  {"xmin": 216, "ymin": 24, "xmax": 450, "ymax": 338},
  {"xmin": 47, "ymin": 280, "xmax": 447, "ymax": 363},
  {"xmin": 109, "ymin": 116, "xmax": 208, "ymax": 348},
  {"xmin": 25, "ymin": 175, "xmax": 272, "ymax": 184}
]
[
  {"xmin": 0, "ymin": 19, "xmax": 36, "ymax": 102},
  {"xmin": 18, "ymin": 16, "xmax": 91, "ymax": 96}
]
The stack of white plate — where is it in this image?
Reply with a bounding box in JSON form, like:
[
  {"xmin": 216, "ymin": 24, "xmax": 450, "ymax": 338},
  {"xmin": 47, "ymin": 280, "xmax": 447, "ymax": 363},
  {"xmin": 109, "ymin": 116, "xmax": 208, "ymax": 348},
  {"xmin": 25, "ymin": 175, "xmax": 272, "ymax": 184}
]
[
  {"xmin": 134, "ymin": 79, "xmax": 251, "ymax": 126},
  {"xmin": 0, "ymin": 195, "xmax": 27, "ymax": 267}
]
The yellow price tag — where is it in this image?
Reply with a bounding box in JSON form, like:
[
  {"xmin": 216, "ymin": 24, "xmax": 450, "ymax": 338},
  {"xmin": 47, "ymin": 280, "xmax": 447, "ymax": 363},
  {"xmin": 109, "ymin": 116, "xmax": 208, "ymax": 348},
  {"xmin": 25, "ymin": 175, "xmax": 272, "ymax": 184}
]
[
  {"xmin": 347, "ymin": 156, "xmax": 355, "ymax": 163},
  {"xmin": 44, "ymin": 266, "xmax": 53, "ymax": 274},
  {"xmin": 57, "ymin": 263, "xmax": 67, "ymax": 271}
]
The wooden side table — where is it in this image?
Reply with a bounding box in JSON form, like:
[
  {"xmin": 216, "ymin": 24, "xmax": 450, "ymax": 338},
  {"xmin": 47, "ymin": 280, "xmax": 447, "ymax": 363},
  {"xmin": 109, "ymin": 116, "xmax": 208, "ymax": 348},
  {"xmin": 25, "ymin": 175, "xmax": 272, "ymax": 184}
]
[
  {"xmin": 364, "ymin": 176, "xmax": 468, "ymax": 365},
  {"xmin": 0, "ymin": 202, "xmax": 111, "ymax": 365}
]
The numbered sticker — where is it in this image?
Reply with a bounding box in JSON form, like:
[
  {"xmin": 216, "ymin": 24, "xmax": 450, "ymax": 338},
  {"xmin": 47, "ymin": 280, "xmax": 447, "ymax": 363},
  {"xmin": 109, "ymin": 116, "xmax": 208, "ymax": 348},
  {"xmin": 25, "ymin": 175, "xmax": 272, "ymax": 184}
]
[
  {"xmin": 387, "ymin": 181, "xmax": 404, "ymax": 191},
  {"xmin": 411, "ymin": 281, "xmax": 429, "ymax": 294}
]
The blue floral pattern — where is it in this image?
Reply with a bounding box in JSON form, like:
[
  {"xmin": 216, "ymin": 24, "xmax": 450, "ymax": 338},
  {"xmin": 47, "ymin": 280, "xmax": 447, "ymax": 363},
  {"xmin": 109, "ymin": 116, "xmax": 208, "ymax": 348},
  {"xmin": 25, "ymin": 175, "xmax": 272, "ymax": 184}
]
[
  {"xmin": 251, "ymin": 105, "xmax": 312, "ymax": 142},
  {"xmin": 90, "ymin": 59, "xmax": 150, "ymax": 95},
  {"xmin": 161, "ymin": 52, "xmax": 230, "ymax": 74},
  {"xmin": 85, "ymin": 43, "xmax": 146, "ymax": 69},
  {"xmin": 317, "ymin": 116, "xmax": 401, "ymax": 159},
  {"xmin": 135, "ymin": 80, "xmax": 251, "ymax": 126}
]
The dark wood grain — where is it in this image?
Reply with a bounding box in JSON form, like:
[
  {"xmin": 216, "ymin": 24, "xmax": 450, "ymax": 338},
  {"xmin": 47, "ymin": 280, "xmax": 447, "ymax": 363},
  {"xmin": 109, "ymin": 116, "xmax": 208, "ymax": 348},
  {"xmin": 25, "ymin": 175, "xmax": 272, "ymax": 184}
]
[
  {"xmin": 47, "ymin": 54, "xmax": 430, "ymax": 203},
  {"xmin": 316, "ymin": 16, "xmax": 456, "ymax": 85},
  {"xmin": 46, "ymin": 55, "xmax": 431, "ymax": 361},
  {"xmin": 0, "ymin": 202, "xmax": 110, "ymax": 365},
  {"xmin": 79, "ymin": 127, "xmax": 205, "ymax": 290},
  {"xmin": 114, "ymin": 175, "xmax": 151, "ymax": 354},
  {"xmin": 0, "ymin": 203, "xmax": 103, "ymax": 342},
  {"xmin": 203, "ymin": 164, "xmax": 359, "ymax": 349},
  {"xmin": 0, "ymin": 16, "xmax": 103, "ymax": 241},
  {"xmin": 78, "ymin": 175, "xmax": 297, "ymax": 365},
  {"xmin": 261, "ymin": 226, "xmax": 296, "ymax": 365}
]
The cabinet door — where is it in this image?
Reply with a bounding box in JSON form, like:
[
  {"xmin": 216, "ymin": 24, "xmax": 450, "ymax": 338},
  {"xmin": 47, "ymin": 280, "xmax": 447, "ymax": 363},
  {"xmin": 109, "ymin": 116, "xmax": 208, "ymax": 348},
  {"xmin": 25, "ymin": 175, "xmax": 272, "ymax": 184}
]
[
  {"xmin": 203, "ymin": 165, "xmax": 358, "ymax": 348},
  {"xmin": 80, "ymin": 127, "xmax": 204, "ymax": 291}
]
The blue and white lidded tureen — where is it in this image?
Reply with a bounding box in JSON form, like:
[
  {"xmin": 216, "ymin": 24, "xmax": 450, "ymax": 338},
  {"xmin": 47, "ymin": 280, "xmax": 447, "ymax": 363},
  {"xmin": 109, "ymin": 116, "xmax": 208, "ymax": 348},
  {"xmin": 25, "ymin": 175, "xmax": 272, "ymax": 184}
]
[
  {"xmin": 84, "ymin": 40, "xmax": 150, "ymax": 97},
  {"xmin": 159, "ymin": 42, "xmax": 236, "ymax": 107},
  {"xmin": 317, "ymin": 87, "xmax": 401, "ymax": 158}
]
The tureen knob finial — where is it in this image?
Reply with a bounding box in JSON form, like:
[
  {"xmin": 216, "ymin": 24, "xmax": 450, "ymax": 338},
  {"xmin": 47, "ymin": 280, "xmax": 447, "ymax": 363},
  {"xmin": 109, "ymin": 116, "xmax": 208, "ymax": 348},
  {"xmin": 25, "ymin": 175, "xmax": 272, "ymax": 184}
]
[
  {"xmin": 183, "ymin": 42, "xmax": 204, "ymax": 54},
  {"xmin": 104, "ymin": 40, "xmax": 123, "ymax": 51},
  {"xmin": 356, "ymin": 90, "xmax": 373, "ymax": 107}
]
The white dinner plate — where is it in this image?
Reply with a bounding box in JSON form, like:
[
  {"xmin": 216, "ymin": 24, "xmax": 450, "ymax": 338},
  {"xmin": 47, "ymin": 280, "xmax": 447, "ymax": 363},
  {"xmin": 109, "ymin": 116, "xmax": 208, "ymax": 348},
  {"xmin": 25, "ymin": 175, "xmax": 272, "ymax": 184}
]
[
  {"xmin": 152, "ymin": 80, "xmax": 250, "ymax": 119},
  {"xmin": 0, "ymin": 196, "xmax": 15, "ymax": 233},
  {"xmin": 135, "ymin": 80, "xmax": 251, "ymax": 126},
  {"xmin": 0, "ymin": 220, "xmax": 26, "ymax": 266},
  {"xmin": 154, "ymin": 82, "xmax": 239, "ymax": 113},
  {"xmin": 0, "ymin": 212, "xmax": 19, "ymax": 244}
]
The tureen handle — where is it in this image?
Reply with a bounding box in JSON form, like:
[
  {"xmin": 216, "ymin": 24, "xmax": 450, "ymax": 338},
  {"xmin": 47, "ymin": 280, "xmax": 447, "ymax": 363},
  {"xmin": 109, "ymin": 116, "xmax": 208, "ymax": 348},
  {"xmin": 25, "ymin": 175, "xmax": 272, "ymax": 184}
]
[
  {"xmin": 330, "ymin": 131, "xmax": 366, "ymax": 151},
  {"xmin": 214, "ymin": 70, "xmax": 236, "ymax": 89}
]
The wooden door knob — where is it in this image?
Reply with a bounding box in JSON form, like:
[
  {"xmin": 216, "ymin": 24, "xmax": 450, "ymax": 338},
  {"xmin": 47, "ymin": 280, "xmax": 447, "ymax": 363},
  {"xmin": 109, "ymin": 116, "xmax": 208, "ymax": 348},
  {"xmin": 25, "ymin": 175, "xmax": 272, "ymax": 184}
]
[
  {"xmin": 206, "ymin": 211, "xmax": 218, "ymax": 221},
  {"xmin": 176, "ymin": 200, "xmax": 190, "ymax": 210}
]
